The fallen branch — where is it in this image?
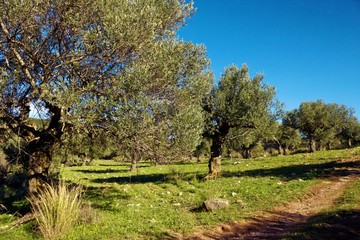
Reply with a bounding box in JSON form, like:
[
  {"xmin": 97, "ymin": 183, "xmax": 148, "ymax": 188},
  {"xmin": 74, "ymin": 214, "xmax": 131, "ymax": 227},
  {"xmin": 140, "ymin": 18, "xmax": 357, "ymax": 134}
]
[{"xmin": 0, "ymin": 212, "xmax": 37, "ymax": 231}]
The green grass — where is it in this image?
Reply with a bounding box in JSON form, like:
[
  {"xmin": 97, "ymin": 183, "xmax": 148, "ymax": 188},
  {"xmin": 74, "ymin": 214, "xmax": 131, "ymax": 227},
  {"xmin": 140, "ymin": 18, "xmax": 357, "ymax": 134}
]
[{"xmin": 1, "ymin": 148, "xmax": 359, "ymax": 239}]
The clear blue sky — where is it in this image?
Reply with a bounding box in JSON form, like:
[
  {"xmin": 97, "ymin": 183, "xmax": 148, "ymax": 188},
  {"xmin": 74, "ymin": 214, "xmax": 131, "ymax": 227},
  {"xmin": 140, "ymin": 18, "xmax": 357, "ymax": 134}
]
[{"xmin": 178, "ymin": 0, "xmax": 360, "ymax": 118}]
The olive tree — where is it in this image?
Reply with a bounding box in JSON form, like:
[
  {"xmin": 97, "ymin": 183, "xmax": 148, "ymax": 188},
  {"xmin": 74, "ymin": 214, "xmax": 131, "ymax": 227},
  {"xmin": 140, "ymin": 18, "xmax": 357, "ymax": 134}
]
[
  {"xmin": 339, "ymin": 117, "xmax": 360, "ymax": 148},
  {"xmin": 289, "ymin": 100, "xmax": 356, "ymax": 152},
  {"xmin": 0, "ymin": 0, "xmax": 211, "ymax": 193},
  {"xmin": 203, "ymin": 65, "xmax": 278, "ymax": 177}
]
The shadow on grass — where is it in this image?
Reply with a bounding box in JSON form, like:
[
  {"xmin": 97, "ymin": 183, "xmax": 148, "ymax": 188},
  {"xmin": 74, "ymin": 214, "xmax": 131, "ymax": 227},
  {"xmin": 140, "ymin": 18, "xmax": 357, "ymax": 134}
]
[
  {"xmin": 91, "ymin": 173, "xmax": 167, "ymax": 185},
  {"xmin": 97, "ymin": 163, "xmax": 152, "ymax": 168},
  {"xmin": 74, "ymin": 169, "xmax": 129, "ymax": 174},
  {"xmin": 288, "ymin": 209, "xmax": 360, "ymax": 240},
  {"xmin": 89, "ymin": 159, "xmax": 360, "ymax": 186},
  {"xmin": 219, "ymin": 209, "xmax": 360, "ymax": 240},
  {"xmin": 83, "ymin": 186, "xmax": 131, "ymax": 212},
  {"xmin": 223, "ymin": 160, "xmax": 360, "ymax": 181},
  {"xmin": 90, "ymin": 171, "xmax": 206, "ymax": 185}
]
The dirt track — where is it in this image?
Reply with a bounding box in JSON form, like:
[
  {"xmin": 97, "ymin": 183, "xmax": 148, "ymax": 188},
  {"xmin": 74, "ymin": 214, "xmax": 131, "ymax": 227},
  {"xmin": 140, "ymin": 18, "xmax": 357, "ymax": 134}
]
[{"xmin": 182, "ymin": 160, "xmax": 360, "ymax": 240}]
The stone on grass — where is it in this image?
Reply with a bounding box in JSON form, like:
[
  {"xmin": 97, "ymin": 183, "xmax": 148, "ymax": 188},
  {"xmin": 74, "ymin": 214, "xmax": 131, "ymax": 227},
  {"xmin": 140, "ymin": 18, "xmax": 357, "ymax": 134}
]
[{"xmin": 202, "ymin": 198, "xmax": 230, "ymax": 211}]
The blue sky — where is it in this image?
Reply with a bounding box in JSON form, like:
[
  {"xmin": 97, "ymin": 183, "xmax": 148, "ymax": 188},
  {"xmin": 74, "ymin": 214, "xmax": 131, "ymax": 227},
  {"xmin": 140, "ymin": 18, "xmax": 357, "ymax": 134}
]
[{"xmin": 178, "ymin": 0, "xmax": 360, "ymax": 118}]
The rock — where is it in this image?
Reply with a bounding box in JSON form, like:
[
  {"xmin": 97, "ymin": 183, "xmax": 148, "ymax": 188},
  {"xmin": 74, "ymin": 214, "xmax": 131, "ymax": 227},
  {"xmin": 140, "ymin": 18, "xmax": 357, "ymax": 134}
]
[{"xmin": 202, "ymin": 198, "xmax": 230, "ymax": 211}]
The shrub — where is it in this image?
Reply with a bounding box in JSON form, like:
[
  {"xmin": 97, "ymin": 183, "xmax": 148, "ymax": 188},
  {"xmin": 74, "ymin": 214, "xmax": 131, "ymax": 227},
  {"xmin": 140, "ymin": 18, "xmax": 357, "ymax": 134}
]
[{"xmin": 29, "ymin": 182, "xmax": 83, "ymax": 240}]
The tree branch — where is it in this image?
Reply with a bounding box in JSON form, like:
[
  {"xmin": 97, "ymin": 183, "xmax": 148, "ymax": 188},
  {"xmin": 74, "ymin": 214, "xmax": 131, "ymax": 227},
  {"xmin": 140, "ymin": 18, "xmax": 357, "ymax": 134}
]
[{"xmin": 0, "ymin": 18, "xmax": 37, "ymax": 90}]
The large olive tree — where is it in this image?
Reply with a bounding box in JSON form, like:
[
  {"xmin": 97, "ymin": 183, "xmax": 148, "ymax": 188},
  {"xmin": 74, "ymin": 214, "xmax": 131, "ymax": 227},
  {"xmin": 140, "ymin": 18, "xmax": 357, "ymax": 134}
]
[
  {"xmin": 203, "ymin": 65, "xmax": 278, "ymax": 177},
  {"xmin": 0, "ymin": 0, "xmax": 211, "ymax": 193}
]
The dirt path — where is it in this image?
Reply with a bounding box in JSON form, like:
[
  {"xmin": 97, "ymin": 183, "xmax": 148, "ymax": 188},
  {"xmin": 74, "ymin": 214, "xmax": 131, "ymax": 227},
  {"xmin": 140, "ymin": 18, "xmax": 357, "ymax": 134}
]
[{"xmin": 182, "ymin": 163, "xmax": 360, "ymax": 240}]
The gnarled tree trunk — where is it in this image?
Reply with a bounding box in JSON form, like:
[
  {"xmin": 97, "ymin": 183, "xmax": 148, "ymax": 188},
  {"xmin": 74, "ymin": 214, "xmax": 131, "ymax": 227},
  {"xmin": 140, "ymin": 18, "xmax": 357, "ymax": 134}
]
[
  {"xmin": 208, "ymin": 136, "xmax": 223, "ymax": 176},
  {"xmin": 208, "ymin": 124, "xmax": 229, "ymax": 177},
  {"xmin": 25, "ymin": 138, "xmax": 56, "ymax": 194},
  {"xmin": 24, "ymin": 106, "xmax": 63, "ymax": 194},
  {"xmin": 27, "ymin": 149, "xmax": 51, "ymax": 194}
]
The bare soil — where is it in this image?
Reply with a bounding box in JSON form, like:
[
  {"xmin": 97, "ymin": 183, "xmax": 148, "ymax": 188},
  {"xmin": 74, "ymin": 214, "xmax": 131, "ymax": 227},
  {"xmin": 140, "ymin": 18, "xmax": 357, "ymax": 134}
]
[{"xmin": 180, "ymin": 160, "xmax": 360, "ymax": 240}]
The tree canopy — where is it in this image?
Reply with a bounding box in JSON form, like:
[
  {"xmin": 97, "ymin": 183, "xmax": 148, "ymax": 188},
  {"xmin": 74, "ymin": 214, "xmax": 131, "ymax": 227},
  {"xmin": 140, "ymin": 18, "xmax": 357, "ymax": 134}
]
[
  {"xmin": 0, "ymin": 0, "xmax": 212, "ymax": 192},
  {"xmin": 285, "ymin": 100, "xmax": 357, "ymax": 152},
  {"xmin": 204, "ymin": 64, "xmax": 279, "ymax": 176}
]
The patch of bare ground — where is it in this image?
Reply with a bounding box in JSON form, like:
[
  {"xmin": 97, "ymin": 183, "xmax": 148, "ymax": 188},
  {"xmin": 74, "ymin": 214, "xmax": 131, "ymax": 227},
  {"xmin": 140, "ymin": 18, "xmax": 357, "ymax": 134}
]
[{"xmin": 177, "ymin": 159, "xmax": 360, "ymax": 240}]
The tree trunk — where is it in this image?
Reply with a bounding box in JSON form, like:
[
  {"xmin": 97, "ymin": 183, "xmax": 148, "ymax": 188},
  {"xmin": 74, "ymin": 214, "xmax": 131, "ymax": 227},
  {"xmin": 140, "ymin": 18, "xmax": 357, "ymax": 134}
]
[
  {"xmin": 309, "ymin": 138, "xmax": 316, "ymax": 153},
  {"xmin": 197, "ymin": 156, "xmax": 201, "ymax": 163},
  {"xmin": 130, "ymin": 159, "xmax": 137, "ymax": 172},
  {"xmin": 208, "ymin": 135, "xmax": 223, "ymax": 176},
  {"xmin": 316, "ymin": 142, "xmax": 322, "ymax": 151},
  {"xmin": 130, "ymin": 151, "xmax": 137, "ymax": 172},
  {"xmin": 242, "ymin": 148, "xmax": 252, "ymax": 159},
  {"xmin": 348, "ymin": 138, "xmax": 352, "ymax": 148},
  {"xmin": 208, "ymin": 156, "xmax": 221, "ymax": 176},
  {"xmin": 326, "ymin": 142, "xmax": 331, "ymax": 150},
  {"xmin": 26, "ymin": 147, "xmax": 52, "ymax": 194},
  {"xmin": 283, "ymin": 147, "xmax": 288, "ymax": 155},
  {"xmin": 277, "ymin": 145, "xmax": 283, "ymax": 155},
  {"xmin": 208, "ymin": 125, "xmax": 229, "ymax": 177}
]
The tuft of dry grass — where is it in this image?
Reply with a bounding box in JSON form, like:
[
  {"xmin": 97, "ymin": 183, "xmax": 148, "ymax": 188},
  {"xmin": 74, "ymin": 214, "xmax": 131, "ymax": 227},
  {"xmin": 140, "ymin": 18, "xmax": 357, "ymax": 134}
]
[{"xmin": 29, "ymin": 182, "xmax": 82, "ymax": 240}]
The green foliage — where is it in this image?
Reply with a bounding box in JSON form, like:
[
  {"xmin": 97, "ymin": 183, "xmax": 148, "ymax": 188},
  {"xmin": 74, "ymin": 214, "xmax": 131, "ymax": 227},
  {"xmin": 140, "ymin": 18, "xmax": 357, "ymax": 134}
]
[
  {"xmin": 193, "ymin": 138, "xmax": 211, "ymax": 160},
  {"xmin": 203, "ymin": 64, "xmax": 280, "ymax": 174},
  {"xmin": 206, "ymin": 64, "xmax": 278, "ymax": 132},
  {"xmin": 29, "ymin": 182, "xmax": 83, "ymax": 240},
  {"xmin": 286, "ymin": 100, "xmax": 358, "ymax": 152},
  {"xmin": 273, "ymin": 119, "xmax": 302, "ymax": 154},
  {"xmin": 338, "ymin": 117, "xmax": 360, "ymax": 147},
  {"xmin": 0, "ymin": 0, "xmax": 211, "ymax": 189},
  {"xmin": 106, "ymin": 39, "xmax": 212, "ymax": 166}
]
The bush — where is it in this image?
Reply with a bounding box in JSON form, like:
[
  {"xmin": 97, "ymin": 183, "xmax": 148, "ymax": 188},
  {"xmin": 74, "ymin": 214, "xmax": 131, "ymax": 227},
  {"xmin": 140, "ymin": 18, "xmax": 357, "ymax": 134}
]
[{"xmin": 29, "ymin": 182, "xmax": 83, "ymax": 240}]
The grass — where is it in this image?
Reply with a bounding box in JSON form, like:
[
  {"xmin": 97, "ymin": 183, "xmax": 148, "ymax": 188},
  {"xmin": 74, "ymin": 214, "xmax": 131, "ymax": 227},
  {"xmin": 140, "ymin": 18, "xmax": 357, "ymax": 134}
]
[
  {"xmin": 0, "ymin": 148, "xmax": 359, "ymax": 239},
  {"xmin": 29, "ymin": 182, "xmax": 83, "ymax": 240}
]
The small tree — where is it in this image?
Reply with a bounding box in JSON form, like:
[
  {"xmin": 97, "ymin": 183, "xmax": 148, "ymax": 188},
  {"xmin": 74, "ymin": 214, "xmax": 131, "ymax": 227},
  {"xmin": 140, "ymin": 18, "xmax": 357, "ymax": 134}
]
[
  {"xmin": 338, "ymin": 117, "xmax": 360, "ymax": 148},
  {"xmin": 276, "ymin": 113, "xmax": 302, "ymax": 154},
  {"xmin": 203, "ymin": 65, "xmax": 278, "ymax": 176}
]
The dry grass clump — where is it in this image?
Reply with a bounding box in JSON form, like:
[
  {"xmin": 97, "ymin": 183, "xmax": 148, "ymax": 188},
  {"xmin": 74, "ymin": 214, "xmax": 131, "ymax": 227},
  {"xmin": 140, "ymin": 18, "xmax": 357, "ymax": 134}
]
[{"xmin": 29, "ymin": 182, "xmax": 83, "ymax": 240}]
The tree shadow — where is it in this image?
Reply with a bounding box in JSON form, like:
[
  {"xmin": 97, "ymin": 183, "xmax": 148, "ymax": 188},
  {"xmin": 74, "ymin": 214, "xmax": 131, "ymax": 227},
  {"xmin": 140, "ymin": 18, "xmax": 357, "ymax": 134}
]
[
  {"xmin": 97, "ymin": 163, "xmax": 151, "ymax": 168},
  {"xmin": 212, "ymin": 209, "xmax": 360, "ymax": 240},
  {"xmin": 88, "ymin": 160, "xmax": 360, "ymax": 186},
  {"xmin": 91, "ymin": 173, "xmax": 167, "ymax": 185},
  {"xmin": 223, "ymin": 160, "xmax": 360, "ymax": 181},
  {"xmin": 287, "ymin": 209, "xmax": 360, "ymax": 240},
  {"xmin": 90, "ymin": 170, "xmax": 206, "ymax": 185},
  {"xmin": 83, "ymin": 186, "xmax": 131, "ymax": 212},
  {"xmin": 74, "ymin": 169, "xmax": 128, "ymax": 174}
]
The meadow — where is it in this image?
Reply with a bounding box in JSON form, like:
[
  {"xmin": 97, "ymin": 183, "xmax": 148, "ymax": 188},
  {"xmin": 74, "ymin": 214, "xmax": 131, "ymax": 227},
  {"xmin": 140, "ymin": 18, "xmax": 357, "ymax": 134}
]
[{"xmin": 1, "ymin": 148, "xmax": 359, "ymax": 239}]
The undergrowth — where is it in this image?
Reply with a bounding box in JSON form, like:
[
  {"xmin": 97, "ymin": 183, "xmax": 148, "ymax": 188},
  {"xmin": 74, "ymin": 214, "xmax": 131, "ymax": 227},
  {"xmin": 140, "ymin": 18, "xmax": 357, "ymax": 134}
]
[{"xmin": 29, "ymin": 182, "xmax": 83, "ymax": 240}]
